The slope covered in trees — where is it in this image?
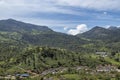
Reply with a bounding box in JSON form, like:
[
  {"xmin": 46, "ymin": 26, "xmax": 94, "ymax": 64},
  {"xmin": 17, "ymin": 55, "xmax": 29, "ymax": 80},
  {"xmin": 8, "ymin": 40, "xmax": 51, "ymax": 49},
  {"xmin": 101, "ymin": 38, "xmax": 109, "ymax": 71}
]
[
  {"xmin": 0, "ymin": 19, "xmax": 91, "ymax": 53},
  {"xmin": 77, "ymin": 26, "xmax": 120, "ymax": 42},
  {"xmin": 0, "ymin": 19, "xmax": 119, "ymax": 79},
  {"xmin": 0, "ymin": 47, "xmax": 113, "ymax": 74}
]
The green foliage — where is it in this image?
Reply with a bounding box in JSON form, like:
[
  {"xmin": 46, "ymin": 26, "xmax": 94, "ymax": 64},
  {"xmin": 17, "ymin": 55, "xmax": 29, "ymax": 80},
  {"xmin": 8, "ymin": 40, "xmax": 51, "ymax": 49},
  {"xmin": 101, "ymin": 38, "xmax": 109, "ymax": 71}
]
[
  {"xmin": 0, "ymin": 19, "xmax": 120, "ymax": 80},
  {"xmin": 12, "ymin": 47, "xmax": 111, "ymax": 73}
]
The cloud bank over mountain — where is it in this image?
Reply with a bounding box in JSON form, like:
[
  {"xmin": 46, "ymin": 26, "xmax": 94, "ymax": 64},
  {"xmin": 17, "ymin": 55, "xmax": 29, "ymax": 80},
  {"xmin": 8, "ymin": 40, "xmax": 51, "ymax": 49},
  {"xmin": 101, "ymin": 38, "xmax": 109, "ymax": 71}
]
[
  {"xmin": 51, "ymin": 0, "xmax": 120, "ymax": 11},
  {"xmin": 68, "ymin": 24, "xmax": 89, "ymax": 35},
  {"xmin": 0, "ymin": 0, "xmax": 120, "ymax": 33}
]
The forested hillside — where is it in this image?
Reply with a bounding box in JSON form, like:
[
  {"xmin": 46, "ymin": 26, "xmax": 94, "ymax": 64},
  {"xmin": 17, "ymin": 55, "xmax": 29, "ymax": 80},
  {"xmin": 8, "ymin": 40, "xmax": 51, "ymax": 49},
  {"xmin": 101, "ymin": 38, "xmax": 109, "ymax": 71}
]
[
  {"xmin": 0, "ymin": 19, "xmax": 91, "ymax": 53},
  {"xmin": 0, "ymin": 47, "xmax": 116, "ymax": 73},
  {"xmin": 77, "ymin": 26, "xmax": 120, "ymax": 42},
  {"xmin": 0, "ymin": 47, "xmax": 119, "ymax": 80},
  {"xmin": 0, "ymin": 19, "xmax": 119, "ymax": 80}
]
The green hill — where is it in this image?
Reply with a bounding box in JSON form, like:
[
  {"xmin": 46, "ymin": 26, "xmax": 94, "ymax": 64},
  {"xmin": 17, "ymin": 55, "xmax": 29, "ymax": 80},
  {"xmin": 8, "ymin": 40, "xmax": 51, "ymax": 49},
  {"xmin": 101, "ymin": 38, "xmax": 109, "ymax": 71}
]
[
  {"xmin": 0, "ymin": 19, "xmax": 90, "ymax": 53},
  {"xmin": 0, "ymin": 47, "xmax": 111, "ymax": 74},
  {"xmin": 77, "ymin": 26, "xmax": 120, "ymax": 42}
]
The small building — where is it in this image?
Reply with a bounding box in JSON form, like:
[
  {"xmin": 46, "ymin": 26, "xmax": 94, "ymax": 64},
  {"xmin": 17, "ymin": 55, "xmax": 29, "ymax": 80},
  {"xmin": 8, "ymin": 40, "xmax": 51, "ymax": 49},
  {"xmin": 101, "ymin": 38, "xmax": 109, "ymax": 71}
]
[
  {"xmin": 20, "ymin": 74, "xmax": 30, "ymax": 77},
  {"xmin": 96, "ymin": 52, "xmax": 108, "ymax": 57},
  {"xmin": 96, "ymin": 65, "xmax": 116, "ymax": 72},
  {"xmin": 15, "ymin": 73, "xmax": 30, "ymax": 78}
]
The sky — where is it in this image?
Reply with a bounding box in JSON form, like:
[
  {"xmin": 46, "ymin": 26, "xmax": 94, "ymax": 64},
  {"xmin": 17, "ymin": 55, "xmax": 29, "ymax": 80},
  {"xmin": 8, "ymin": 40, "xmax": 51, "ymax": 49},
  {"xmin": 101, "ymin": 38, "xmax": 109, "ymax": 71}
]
[{"xmin": 0, "ymin": 0, "xmax": 120, "ymax": 35}]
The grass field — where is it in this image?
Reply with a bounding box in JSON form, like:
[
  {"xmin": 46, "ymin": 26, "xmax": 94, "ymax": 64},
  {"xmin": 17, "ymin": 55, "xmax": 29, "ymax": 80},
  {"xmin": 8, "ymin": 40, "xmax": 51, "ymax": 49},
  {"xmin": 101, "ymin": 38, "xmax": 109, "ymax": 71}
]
[{"xmin": 104, "ymin": 57, "xmax": 120, "ymax": 66}]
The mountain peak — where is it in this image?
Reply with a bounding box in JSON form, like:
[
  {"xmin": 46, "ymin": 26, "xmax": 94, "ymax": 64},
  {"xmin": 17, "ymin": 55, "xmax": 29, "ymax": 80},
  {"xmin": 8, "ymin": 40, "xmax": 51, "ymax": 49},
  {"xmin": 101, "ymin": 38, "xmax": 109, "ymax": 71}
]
[
  {"xmin": 77, "ymin": 25, "xmax": 120, "ymax": 42},
  {"xmin": 88, "ymin": 26, "xmax": 107, "ymax": 33},
  {"xmin": 1, "ymin": 18, "xmax": 17, "ymax": 22},
  {"xmin": 0, "ymin": 19, "xmax": 53, "ymax": 32},
  {"xmin": 7, "ymin": 18, "xmax": 16, "ymax": 21},
  {"xmin": 92, "ymin": 26, "xmax": 105, "ymax": 30},
  {"xmin": 108, "ymin": 26, "xmax": 119, "ymax": 30},
  {"xmin": 94, "ymin": 26, "xmax": 102, "ymax": 28},
  {"xmin": 77, "ymin": 26, "xmax": 112, "ymax": 40}
]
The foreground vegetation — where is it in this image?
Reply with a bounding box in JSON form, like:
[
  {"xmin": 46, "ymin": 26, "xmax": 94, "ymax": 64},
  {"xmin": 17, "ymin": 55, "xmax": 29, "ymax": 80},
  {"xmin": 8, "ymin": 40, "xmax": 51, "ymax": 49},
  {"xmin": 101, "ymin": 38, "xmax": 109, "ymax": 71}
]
[{"xmin": 0, "ymin": 47, "xmax": 119, "ymax": 80}]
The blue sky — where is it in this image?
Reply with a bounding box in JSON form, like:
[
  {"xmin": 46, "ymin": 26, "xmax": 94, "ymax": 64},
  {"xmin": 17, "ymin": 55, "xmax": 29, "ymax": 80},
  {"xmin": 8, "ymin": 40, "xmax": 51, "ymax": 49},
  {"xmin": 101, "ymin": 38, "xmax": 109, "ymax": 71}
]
[{"xmin": 0, "ymin": 0, "xmax": 120, "ymax": 35}]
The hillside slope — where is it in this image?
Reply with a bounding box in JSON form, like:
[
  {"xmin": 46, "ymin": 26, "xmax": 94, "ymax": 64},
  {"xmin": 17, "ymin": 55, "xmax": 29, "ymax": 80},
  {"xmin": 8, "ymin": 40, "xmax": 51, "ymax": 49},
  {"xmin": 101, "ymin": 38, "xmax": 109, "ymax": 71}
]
[
  {"xmin": 0, "ymin": 19, "xmax": 90, "ymax": 53},
  {"xmin": 77, "ymin": 26, "xmax": 120, "ymax": 42}
]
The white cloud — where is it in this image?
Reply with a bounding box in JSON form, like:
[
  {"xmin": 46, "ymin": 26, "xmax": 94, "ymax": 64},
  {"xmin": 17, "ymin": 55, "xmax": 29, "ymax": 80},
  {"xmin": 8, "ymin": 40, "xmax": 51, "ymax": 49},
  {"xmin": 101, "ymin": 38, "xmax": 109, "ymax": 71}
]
[
  {"xmin": 67, "ymin": 24, "xmax": 88, "ymax": 35},
  {"xmin": 0, "ymin": 0, "xmax": 85, "ymax": 18},
  {"xmin": 0, "ymin": 0, "xmax": 120, "ymax": 19},
  {"xmin": 0, "ymin": 0, "xmax": 119, "ymax": 24},
  {"xmin": 117, "ymin": 25, "xmax": 120, "ymax": 28},
  {"xmin": 104, "ymin": 25, "xmax": 120, "ymax": 29},
  {"xmin": 52, "ymin": 0, "xmax": 120, "ymax": 11},
  {"xmin": 0, "ymin": 0, "xmax": 119, "ymax": 32}
]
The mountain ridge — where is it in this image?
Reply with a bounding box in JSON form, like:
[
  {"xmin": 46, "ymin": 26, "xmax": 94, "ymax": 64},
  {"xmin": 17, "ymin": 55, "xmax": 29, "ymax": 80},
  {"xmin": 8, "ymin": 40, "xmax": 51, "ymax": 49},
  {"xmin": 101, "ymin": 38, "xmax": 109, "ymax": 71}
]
[
  {"xmin": 0, "ymin": 19, "xmax": 90, "ymax": 52},
  {"xmin": 77, "ymin": 26, "xmax": 120, "ymax": 42},
  {"xmin": 0, "ymin": 18, "xmax": 120, "ymax": 53},
  {"xmin": 0, "ymin": 19, "xmax": 53, "ymax": 33}
]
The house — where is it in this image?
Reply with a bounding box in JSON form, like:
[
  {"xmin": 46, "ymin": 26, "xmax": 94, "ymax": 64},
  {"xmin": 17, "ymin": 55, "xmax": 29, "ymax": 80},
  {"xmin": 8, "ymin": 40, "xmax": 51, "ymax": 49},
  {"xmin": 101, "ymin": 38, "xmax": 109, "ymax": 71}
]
[
  {"xmin": 42, "ymin": 67, "xmax": 67, "ymax": 75},
  {"xmin": 15, "ymin": 73, "xmax": 30, "ymax": 78},
  {"xmin": 20, "ymin": 74, "xmax": 30, "ymax": 77},
  {"xmin": 96, "ymin": 65, "xmax": 116, "ymax": 72},
  {"xmin": 76, "ymin": 66, "xmax": 88, "ymax": 71},
  {"xmin": 96, "ymin": 52, "xmax": 108, "ymax": 57}
]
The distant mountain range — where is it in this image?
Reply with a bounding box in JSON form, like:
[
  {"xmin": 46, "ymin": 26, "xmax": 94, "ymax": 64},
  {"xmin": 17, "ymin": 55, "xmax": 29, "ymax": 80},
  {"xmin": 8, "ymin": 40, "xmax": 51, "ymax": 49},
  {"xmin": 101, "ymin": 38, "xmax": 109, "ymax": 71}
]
[{"xmin": 0, "ymin": 19, "xmax": 120, "ymax": 53}]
